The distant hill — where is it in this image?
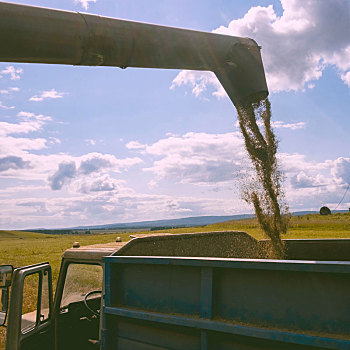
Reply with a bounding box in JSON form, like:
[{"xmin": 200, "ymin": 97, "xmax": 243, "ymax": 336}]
[
  {"xmin": 0, "ymin": 230, "xmax": 48, "ymax": 239},
  {"xmin": 24, "ymin": 210, "xmax": 348, "ymax": 233},
  {"xmin": 69, "ymin": 214, "xmax": 256, "ymax": 230}
]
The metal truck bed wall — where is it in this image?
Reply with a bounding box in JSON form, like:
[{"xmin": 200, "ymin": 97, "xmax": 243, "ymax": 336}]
[{"xmin": 102, "ymin": 256, "xmax": 350, "ymax": 350}]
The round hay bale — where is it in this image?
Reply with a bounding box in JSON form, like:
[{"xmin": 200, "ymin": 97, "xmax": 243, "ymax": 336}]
[{"xmin": 320, "ymin": 206, "xmax": 331, "ymax": 215}]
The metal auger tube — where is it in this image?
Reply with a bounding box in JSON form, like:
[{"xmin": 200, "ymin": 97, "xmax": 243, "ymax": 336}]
[{"xmin": 0, "ymin": 1, "xmax": 268, "ymax": 105}]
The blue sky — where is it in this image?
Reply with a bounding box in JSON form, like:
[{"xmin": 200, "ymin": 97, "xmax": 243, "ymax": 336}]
[{"xmin": 0, "ymin": 0, "xmax": 349, "ymax": 229}]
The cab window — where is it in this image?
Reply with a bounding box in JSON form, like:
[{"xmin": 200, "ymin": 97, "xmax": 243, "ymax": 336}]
[
  {"xmin": 21, "ymin": 270, "xmax": 50, "ymax": 333},
  {"xmin": 60, "ymin": 264, "xmax": 102, "ymax": 309}
]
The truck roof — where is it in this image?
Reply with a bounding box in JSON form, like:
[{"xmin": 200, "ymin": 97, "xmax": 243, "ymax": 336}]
[
  {"xmin": 62, "ymin": 233, "xmax": 173, "ymax": 261},
  {"xmin": 63, "ymin": 241, "xmax": 127, "ymax": 260}
]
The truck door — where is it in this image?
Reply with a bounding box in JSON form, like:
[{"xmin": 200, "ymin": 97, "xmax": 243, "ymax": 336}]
[{"xmin": 6, "ymin": 263, "xmax": 54, "ymax": 350}]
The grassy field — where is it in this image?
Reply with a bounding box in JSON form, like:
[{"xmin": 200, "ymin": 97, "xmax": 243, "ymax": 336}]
[
  {"xmin": 150, "ymin": 212, "xmax": 350, "ymax": 239},
  {"xmin": 0, "ymin": 212, "xmax": 349, "ymax": 348}
]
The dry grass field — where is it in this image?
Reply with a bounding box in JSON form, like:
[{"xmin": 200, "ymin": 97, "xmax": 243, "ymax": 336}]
[{"xmin": 0, "ymin": 212, "xmax": 349, "ymax": 348}]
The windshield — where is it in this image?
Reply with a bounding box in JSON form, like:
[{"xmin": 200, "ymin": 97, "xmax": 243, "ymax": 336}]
[{"xmin": 60, "ymin": 263, "xmax": 102, "ymax": 308}]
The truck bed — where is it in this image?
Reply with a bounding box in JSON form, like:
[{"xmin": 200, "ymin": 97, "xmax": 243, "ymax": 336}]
[{"xmin": 102, "ymin": 256, "xmax": 350, "ymax": 350}]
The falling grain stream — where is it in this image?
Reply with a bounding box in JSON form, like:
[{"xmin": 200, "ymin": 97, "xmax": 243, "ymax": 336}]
[{"xmin": 236, "ymin": 98, "xmax": 290, "ymax": 258}]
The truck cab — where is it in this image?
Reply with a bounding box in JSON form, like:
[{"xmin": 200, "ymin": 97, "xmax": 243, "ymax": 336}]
[{"xmin": 1, "ymin": 242, "xmax": 125, "ymax": 350}]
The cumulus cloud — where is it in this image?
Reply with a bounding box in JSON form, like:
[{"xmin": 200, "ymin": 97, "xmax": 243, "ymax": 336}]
[
  {"xmin": 0, "ymin": 111, "xmax": 52, "ymax": 166},
  {"xmin": 78, "ymin": 176, "xmax": 120, "ymax": 193},
  {"xmin": 172, "ymin": 0, "xmax": 350, "ymax": 97},
  {"xmin": 82, "ymin": 180, "xmax": 116, "ymax": 193},
  {"xmin": 290, "ymin": 171, "xmax": 326, "ymax": 189},
  {"xmin": 126, "ymin": 141, "xmax": 146, "ymax": 150},
  {"xmin": 79, "ymin": 156, "xmax": 113, "ymax": 175},
  {"xmin": 0, "ymin": 137, "xmax": 48, "ymax": 156},
  {"xmin": 170, "ymin": 71, "xmax": 224, "ymax": 99},
  {"xmin": 79, "ymin": 153, "xmax": 142, "ymax": 174},
  {"xmin": 129, "ymin": 132, "xmax": 246, "ymax": 185},
  {"xmin": 48, "ymin": 153, "xmax": 142, "ymax": 191},
  {"xmin": 332, "ymin": 157, "xmax": 350, "ymax": 185},
  {"xmin": 0, "ymin": 112, "xmax": 51, "ymax": 136},
  {"xmin": 3, "ymin": 148, "xmax": 350, "ymax": 228},
  {"xmin": 0, "ymin": 66, "xmax": 23, "ymax": 80},
  {"xmin": 0, "ymin": 187, "xmax": 251, "ymax": 229},
  {"xmin": 49, "ymin": 162, "xmax": 77, "ymax": 190},
  {"xmin": 0, "ymin": 156, "xmax": 31, "ymax": 172},
  {"xmin": 271, "ymin": 154, "xmax": 350, "ymax": 210},
  {"xmin": 29, "ymin": 89, "xmax": 66, "ymax": 102},
  {"xmin": 126, "ymin": 131, "xmax": 348, "ymax": 211},
  {"xmin": 278, "ymin": 153, "xmax": 327, "ymax": 173},
  {"xmin": 341, "ymin": 71, "xmax": 350, "ymax": 87},
  {"xmin": 74, "ymin": 0, "xmax": 96, "ymax": 10}
]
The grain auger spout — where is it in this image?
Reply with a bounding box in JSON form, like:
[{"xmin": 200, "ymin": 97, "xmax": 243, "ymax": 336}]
[{"xmin": 0, "ymin": 1, "xmax": 268, "ymax": 106}]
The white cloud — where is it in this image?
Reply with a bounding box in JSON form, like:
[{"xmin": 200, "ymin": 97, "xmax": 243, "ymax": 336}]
[
  {"xmin": 0, "ymin": 156, "xmax": 31, "ymax": 172},
  {"xmin": 0, "ymin": 136, "xmax": 48, "ymax": 157},
  {"xmin": 85, "ymin": 139, "xmax": 97, "ymax": 146},
  {"xmin": 74, "ymin": 0, "xmax": 96, "ymax": 10},
  {"xmin": 48, "ymin": 137, "xmax": 61, "ymax": 145},
  {"xmin": 0, "ymin": 112, "xmax": 55, "ymax": 177},
  {"xmin": 172, "ymin": 0, "xmax": 350, "ymax": 97},
  {"xmin": 271, "ymin": 121, "xmax": 306, "ymax": 130},
  {"xmin": 0, "ymin": 120, "xmax": 42, "ymax": 136},
  {"xmin": 170, "ymin": 71, "xmax": 224, "ymax": 99},
  {"xmin": 0, "ymin": 101, "xmax": 14, "ymax": 109},
  {"xmin": 0, "ymin": 87, "xmax": 19, "ymax": 95},
  {"xmin": 16, "ymin": 201, "xmax": 48, "ymax": 214},
  {"xmin": 129, "ymin": 132, "xmax": 246, "ymax": 185},
  {"xmin": 49, "ymin": 162, "xmax": 77, "ymax": 190},
  {"xmin": 48, "ymin": 153, "xmax": 142, "ymax": 190},
  {"xmin": 29, "ymin": 89, "xmax": 66, "ymax": 102},
  {"xmin": 0, "ymin": 66, "xmax": 23, "ymax": 80},
  {"xmin": 278, "ymin": 152, "xmax": 329, "ymax": 174},
  {"xmin": 0, "ymin": 110, "xmax": 142, "ymax": 188},
  {"xmin": 332, "ymin": 157, "xmax": 350, "ymax": 185},
  {"xmin": 0, "ymin": 112, "xmax": 51, "ymax": 137},
  {"xmin": 234, "ymin": 120, "xmax": 306, "ymax": 130},
  {"xmin": 77, "ymin": 175, "xmax": 122, "ymax": 193},
  {"xmin": 1, "ymin": 140, "xmax": 350, "ymax": 228},
  {"xmin": 79, "ymin": 156, "xmax": 113, "ymax": 175},
  {"xmin": 290, "ymin": 171, "xmax": 326, "ymax": 189},
  {"xmin": 17, "ymin": 111, "xmax": 52, "ymax": 122},
  {"xmin": 0, "ymin": 188, "xmax": 251, "ymax": 229},
  {"xmin": 126, "ymin": 140, "xmax": 146, "ymax": 150},
  {"xmin": 126, "ymin": 130, "xmax": 350, "ymax": 213},
  {"xmin": 79, "ymin": 153, "xmax": 142, "ymax": 174},
  {"xmin": 274, "ymin": 154, "xmax": 350, "ymax": 210},
  {"xmin": 341, "ymin": 71, "xmax": 350, "ymax": 87}
]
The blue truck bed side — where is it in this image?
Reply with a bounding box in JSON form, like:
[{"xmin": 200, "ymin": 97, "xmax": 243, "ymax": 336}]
[{"xmin": 102, "ymin": 256, "xmax": 350, "ymax": 350}]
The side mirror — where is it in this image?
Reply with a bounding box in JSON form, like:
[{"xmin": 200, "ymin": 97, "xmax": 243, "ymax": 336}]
[{"xmin": 0, "ymin": 265, "xmax": 13, "ymax": 326}]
